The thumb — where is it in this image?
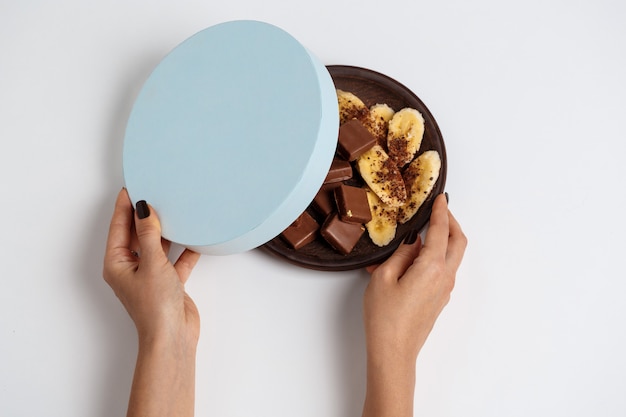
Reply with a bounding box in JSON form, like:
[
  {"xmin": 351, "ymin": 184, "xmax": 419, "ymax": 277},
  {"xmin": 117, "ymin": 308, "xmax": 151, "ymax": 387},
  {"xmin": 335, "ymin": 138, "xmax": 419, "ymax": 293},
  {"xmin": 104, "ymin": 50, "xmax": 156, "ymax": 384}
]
[{"xmin": 134, "ymin": 200, "xmax": 166, "ymax": 263}]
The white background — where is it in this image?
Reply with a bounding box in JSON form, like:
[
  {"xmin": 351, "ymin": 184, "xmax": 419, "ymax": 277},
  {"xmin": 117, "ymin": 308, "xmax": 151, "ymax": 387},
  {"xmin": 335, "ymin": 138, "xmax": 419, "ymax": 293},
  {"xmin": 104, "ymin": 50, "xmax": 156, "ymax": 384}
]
[{"xmin": 1, "ymin": 1, "xmax": 625, "ymax": 416}]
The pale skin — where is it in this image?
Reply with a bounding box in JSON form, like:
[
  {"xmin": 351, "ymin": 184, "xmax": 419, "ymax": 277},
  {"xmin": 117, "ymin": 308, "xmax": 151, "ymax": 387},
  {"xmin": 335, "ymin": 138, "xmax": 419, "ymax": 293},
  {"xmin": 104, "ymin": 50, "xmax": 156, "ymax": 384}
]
[
  {"xmin": 362, "ymin": 192, "xmax": 467, "ymax": 417},
  {"xmin": 103, "ymin": 189, "xmax": 466, "ymax": 417},
  {"xmin": 103, "ymin": 188, "xmax": 201, "ymax": 417}
]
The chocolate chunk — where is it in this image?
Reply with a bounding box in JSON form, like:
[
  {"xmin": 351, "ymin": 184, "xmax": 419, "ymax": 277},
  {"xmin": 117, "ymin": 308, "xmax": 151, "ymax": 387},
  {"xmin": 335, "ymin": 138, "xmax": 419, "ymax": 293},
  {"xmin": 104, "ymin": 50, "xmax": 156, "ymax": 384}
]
[
  {"xmin": 281, "ymin": 211, "xmax": 319, "ymax": 250},
  {"xmin": 334, "ymin": 184, "xmax": 372, "ymax": 224},
  {"xmin": 324, "ymin": 158, "xmax": 353, "ymax": 184},
  {"xmin": 312, "ymin": 184, "xmax": 340, "ymax": 217},
  {"xmin": 320, "ymin": 213, "xmax": 365, "ymax": 255},
  {"xmin": 337, "ymin": 119, "xmax": 377, "ymax": 161}
]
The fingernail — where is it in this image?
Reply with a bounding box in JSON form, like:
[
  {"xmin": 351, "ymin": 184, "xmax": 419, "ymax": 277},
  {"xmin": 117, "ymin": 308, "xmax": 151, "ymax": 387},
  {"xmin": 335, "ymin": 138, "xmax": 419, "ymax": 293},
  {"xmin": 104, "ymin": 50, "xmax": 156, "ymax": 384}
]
[
  {"xmin": 444, "ymin": 192, "xmax": 449, "ymax": 203},
  {"xmin": 404, "ymin": 229, "xmax": 419, "ymax": 245},
  {"xmin": 136, "ymin": 200, "xmax": 150, "ymax": 219}
]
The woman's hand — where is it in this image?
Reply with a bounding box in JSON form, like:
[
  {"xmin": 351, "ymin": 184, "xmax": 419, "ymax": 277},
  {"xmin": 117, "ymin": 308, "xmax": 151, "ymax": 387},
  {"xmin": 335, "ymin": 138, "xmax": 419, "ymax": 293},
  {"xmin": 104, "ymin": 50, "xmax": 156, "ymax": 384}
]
[
  {"xmin": 103, "ymin": 188, "xmax": 201, "ymax": 417},
  {"xmin": 103, "ymin": 188, "xmax": 201, "ymax": 344},
  {"xmin": 362, "ymin": 193, "xmax": 467, "ymax": 417}
]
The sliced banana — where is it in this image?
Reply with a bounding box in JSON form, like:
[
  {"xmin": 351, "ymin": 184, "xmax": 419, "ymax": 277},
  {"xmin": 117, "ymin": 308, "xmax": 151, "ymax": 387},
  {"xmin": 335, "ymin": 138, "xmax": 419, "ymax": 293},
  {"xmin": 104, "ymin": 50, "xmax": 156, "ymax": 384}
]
[
  {"xmin": 398, "ymin": 150, "xmax": 441, "ymax": 224},
  {"xmin": 356, "ymin": 145, "xmax": 407, "ymax": 208},
  {"xmin": 387, "ymin": 108, "xmax": 425, "ymax": 167},
  {"xmin": 337, "ymin": 89, "xmax": 368, "ymax": 125},
  {"xmin": 364, "ymin": 187, "xmax": 398, "ymax": 247},
  {"xmin": 361, "ymin": 103, "xmax": 395, "ymax": 148}
]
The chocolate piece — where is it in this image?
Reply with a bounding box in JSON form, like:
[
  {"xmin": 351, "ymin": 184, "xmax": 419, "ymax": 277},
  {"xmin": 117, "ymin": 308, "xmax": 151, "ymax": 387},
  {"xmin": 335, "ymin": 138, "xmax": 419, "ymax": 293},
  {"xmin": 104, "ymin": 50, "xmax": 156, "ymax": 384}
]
[
  {"xmin": 334, "ymin": 184, "xmax": 372, "ymax": 224},
  {"xmin": 312, "ymin": 184, "xmax": 340, "ymax": 217},
  {"xmin": 337, "ymin": 119, "xmax": 377, "ymax": 161},
  {"xmin": 320, "ymin": 213, "xmax": 365, "ymax": 255},
  {"xmin": 324, "ymin": 158, "xmax": 353, "ymax": 184},
  {"xmin": 281, "ymin": 211, "xmax": 319, "ymax": 250}
]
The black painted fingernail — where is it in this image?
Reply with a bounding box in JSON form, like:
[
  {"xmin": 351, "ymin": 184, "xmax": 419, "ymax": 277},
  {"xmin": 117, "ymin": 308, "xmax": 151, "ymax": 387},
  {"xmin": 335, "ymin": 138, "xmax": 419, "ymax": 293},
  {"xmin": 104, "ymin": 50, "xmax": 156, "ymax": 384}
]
[
  {"xmin": 444, "ymin": 192, "xmax": 449, "ymax": 203},
  {"xmin": 136, "ymin": 200, "xmax": 150, "ymax": 219},
  {"xmin": 404, "ymin": 229, "xmax": 419, "ymax": 245}
]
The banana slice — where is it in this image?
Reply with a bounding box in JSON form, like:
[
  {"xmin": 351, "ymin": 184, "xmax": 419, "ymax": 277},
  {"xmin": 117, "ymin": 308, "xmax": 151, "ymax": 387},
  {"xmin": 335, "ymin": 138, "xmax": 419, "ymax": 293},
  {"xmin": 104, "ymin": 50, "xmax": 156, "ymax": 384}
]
[
  {"xmin": 387, "ymin": 108, "xmax": 425, "ymax": 166},
  {"xmin": 398, "ymin": 150, "xmax": 441, "ymax": 224},
  {"xmin": 361, "ymin": 103, "xmax": 395, "ymax": 148},
  {"xmin": 364, "ymin": 187, "xmax": 398, "ymax": 247},
  {"xmin": 356, "ymin": 145, "xmax": 407, "ymax": 208},
  {"xmin": 337, "ymin": 89, "xmax": 368, "ymax": 125}
]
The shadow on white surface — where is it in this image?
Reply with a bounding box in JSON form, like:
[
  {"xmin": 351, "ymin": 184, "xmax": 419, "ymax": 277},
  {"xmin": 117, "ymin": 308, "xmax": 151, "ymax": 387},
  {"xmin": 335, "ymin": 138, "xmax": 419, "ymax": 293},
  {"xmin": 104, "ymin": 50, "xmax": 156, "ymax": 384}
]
[
  {"xmin": 190, "ymin": 250, "xmax": 370, "ymax": 417},
  {"xmin": 330, "ymin": 270, "xmax": 368, "ymax": 416},
  {"xmin": 262, "ymin": 253, "xmax": 370, "ymax": 416}
]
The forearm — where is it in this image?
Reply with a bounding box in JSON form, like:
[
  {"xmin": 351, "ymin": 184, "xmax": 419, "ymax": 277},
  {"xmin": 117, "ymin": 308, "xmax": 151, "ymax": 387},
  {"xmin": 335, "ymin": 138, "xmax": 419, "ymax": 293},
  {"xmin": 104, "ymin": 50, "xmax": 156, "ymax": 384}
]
[
  {"xmin": 127, "ymin": 336, "xmax": 197, "ymax": 417},
  {"xmin": 362, "ymin": 354, "xmax": 416, "ymax": 417}
]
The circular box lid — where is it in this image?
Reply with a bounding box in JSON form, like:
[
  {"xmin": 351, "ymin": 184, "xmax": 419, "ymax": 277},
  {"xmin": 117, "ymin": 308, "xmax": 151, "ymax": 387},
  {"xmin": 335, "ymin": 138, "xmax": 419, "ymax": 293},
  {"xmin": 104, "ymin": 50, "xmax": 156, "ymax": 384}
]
[{"xmin": 123, "ymin": 20, "xmax": 338, "ymax": 255}]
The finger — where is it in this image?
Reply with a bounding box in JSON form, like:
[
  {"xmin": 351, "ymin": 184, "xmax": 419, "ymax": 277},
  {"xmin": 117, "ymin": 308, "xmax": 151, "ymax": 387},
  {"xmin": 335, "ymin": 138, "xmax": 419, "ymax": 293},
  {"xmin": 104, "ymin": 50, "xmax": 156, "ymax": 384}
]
[
  {"xmin": 105, "ymin": 188, "xmax": 133, "ymax": 261},
  {"xmin": 364, "ymin": 228, "xmax": 421, "ymax": 274},
  {"xmin": 133, "ymin": 200, "xmax": 167, "ymax": 264},
  {"xmin": 371, "ymin": 233, "xmax": 422, "ymax": 282},
  {"xmin": 445, "ymin": 209, "xmax": 467, "ymax": 271},
  {"xmin": 174, "ymin": 249, "xmax": 201, "ymax": 284},
  {"xmin": 420, "ymin": 193, "xmax": 450, "ymax": 259}
]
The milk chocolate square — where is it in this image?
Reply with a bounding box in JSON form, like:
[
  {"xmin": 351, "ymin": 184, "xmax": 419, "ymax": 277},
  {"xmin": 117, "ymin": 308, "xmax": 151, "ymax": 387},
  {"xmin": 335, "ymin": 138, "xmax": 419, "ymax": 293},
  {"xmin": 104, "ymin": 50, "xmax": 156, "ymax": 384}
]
[
  {"xmin": 320, "ymin": 213, "xmax": 365, "ymax": 255},
  {"xmin": 334, "ymin": 184, "xmax": 372, "ymax": 224},
  {"xmin": 281, "ymin": 211, "xmax": 319, "ymax": 250},
  {"xmin": 324, "ymin": 158, "xmax": 353, "ymax": 184},
  {"xmin": 312, "ymin": 184, "xmax": 340, "ymax": 217},
  {"xmin": 337, "ymin": 119, "xmax": 377, "ymax": 161}
]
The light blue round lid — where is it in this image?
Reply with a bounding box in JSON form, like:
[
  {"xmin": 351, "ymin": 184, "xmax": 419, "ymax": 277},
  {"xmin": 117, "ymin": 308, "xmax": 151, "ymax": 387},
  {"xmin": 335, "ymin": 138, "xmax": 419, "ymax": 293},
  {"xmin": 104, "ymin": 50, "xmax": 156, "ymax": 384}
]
[{"xmin": 123, "ymin": 20, "xmax": 338, "ymax": 255}]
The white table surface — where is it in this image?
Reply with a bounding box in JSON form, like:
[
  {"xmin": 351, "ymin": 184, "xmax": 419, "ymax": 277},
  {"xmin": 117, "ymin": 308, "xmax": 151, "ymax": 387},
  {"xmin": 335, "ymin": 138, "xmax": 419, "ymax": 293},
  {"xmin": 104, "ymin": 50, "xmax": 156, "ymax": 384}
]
[{"xmin": 2, "ymin": 1, "xmax": 625, "ymax": 416}]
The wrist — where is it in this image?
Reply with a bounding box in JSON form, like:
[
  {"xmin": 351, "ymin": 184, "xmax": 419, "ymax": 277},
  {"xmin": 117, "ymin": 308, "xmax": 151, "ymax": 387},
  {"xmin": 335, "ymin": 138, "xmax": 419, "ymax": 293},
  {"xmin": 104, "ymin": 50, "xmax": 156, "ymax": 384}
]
[
  {"xmin": 366, "ymin": 352, "xmax": 416, "ymax": 387},
  {"xmin": 365, "ymin": 335, "xmax": 419, "ymax": 372},
  {"xmin": 135, "ymin": 315, "xmax": 200, "ymax": 351},
  {"xmin": 138, "ymin": 328, "xmax": 198, "ymax": 358},
  {"xmin": 129, "ymin": 331, "xmax": 197, "ymax": 417}
]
